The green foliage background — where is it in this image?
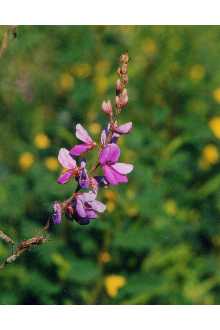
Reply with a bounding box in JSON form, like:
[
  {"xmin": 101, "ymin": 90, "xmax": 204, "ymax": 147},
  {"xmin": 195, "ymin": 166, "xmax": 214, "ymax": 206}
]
[{"xmin": 1, "ymin": 26, "xmax": 220, "ymax": 304}]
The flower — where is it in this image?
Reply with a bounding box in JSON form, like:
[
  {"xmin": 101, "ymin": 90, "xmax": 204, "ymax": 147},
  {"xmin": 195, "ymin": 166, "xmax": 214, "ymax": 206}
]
[
  {"xmin": 213, "ymin": 88, "xmax": 220, "ymax": 103},
  {"xmin": 70, "ymin": 124, "xmax": 96, "ymax": 156},
  {"xmin": 99, "ymin": 251, "xmax": 111, "ymax": 264},
  {"xmin": 59, "ymin": 73, "xmax": 74, "ymax": 91},
  {"xmin": 104, "ymin": 275, "xmax": 126, "ymax": 298},
  {"xmin": 209, "ymin": 117, "xmax": 220, "ymax": 139},
  {"xmin": 189, "ymin": 64, "xmax": 205, "ymax": 81},
  {"xmin": 101, "ymin": 122, "xmax": 132, "ymax": 145},
  {"xmin": 201, "ymin": 144, "xmax": 219, "ymax": 166},
  {"xmin": 57, "ymin": 148, "xmax": 78, "ymax": 184},
  {"xmin": 99, "ymin": 143, "xmax": 133, "ymax": 185},
  {"xmin": 34, "ymin": 133, "xmax": 50, "ymax": 149},
  {"xmin": 44, "ymin": 157, "xmax": 59, "ymax": 171},
  {"xmin": 74, "ymin": 191, "xmax": 106, "ymax": 225},
  {"xmin": 102, "ymin": 100, "xmax": 113, "ymax": 116},
  {"xmin": 52, "ymin": 202, "xmax": 62, "ymax": 224},
  {"xmin": 78, "ymin": 160, "xmax": 89, "ymax": 189},
  {"xmin": 19, "ymin": 152, "xmax": 35, "ymax": 170}
]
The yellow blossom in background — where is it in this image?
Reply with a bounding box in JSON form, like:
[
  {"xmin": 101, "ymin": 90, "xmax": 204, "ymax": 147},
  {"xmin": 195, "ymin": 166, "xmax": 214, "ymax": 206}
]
[
  {"xmin": 164, "ymin": 199, "xmax": 177, "ymax": 216},
  {"xmin": 106, "ymin": 201, "xmax": 115, "ymax": 213},
  {"xmin": 34, "ymin": 133, "xmax": 50, "ymax": 149},
  {"xmin": 59, "ymin": 73, "xmax": 74, "ymax": 91},
  {"xmin": 44, "ymin": 157, "xmax": 59, "ymax": 172},
  {"xmin": 95, "ymin": 60, "xmax": 110, "ymax": 75},
  {"xmin": 19, "ymin": 152, "xmax": 34, "ymax": 171},
  {"xmin": 94, "ymin": 76, "xmax": 108, "ymax": 95},
  {"xmin": 126, "ymin": 189, "xmax": 136, "ymax": 200},
  {"xmin": 104, "ymin": 275, "xmax": 126, "ymax": 298},
  {"xmin": 104, "ymin": 190, "xmax": 117, "ymax": 201},
  {"xmin": 71, "ymin": 63, "xmax": 92, "ymax": 78},
  {"xmin": 88, "ymin": 122, "xmax": 101, "ymax": 135},
  {"xmin": 213, "ymin": 88, "xmax": 220, "ymax": 103},
  {"xmin": 209, "ymin": 117, "xmax": 220, "ymax": 139},
  {"xmin": 126, "ymin": 206, "xmax": 139, "ymax": 217},
  {"xmin": 189, "ymin": 64, "xmax": 205, "ymax": 81},
  {"xmin": 142, "ymin": 38, "xmax": 158, "ymax": 56},
  {"xmin": 201, "ymin": 144, "xmax": 219, "ymax": 166},
  {"xmin": 99, "ymin": 251, "xmax": 111, "ymax": 264}
]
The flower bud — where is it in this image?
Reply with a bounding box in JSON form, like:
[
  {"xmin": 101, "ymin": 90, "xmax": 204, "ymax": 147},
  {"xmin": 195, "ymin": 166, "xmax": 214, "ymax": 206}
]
[
  {"xmin": 121, "ymin": 63, "xmax": 128, "ymax": 74},
  {"xmin": 115, "ymin": 89, "xmax": 128, "ymax": 109},
  {"xmin": 116, "ymin": 79, "xmax": 124, "ymax": 95},
  {"xmin": 120, "ymin": 52, "xmax": 129, "ymax": 64},
  {"xmin": 102, "ymin": 100, "xmax": 113, "ymax": 116},
  {"xmin": 122, "ymin": 74, "xmax": 128, "ymax": 84}
]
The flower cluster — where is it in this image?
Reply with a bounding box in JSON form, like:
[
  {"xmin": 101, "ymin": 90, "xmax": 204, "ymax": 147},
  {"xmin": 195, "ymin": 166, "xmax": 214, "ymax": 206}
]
[{"xmin": 52, "ymin": 52, "xmax": 133, "ymax": 225}]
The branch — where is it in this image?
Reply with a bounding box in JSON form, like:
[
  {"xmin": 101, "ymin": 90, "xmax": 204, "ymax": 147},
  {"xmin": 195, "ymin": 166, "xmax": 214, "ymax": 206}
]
[{"xmin": 0, "ymin": 218, "xmax": 51, "ymax": 270}]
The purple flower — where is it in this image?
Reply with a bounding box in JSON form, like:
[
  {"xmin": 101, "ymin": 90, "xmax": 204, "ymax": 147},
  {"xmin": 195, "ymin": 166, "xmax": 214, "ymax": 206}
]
[
  {"xmin": 52, "ymin": 202, "xmax": 62, "ymax": 224},
  {"xmin": 78, "ymin": 160, "xmax": 89, "ymax": 189},
  {"xmin": 99, "ymin": 143, "xmax": 133, "ymax": 185},
  {"xmin": 57, "ymin": 148, "xmax": 78, "ymax": 184},
  {"xmin": 101, "ymin": 122, "xmax": 132, "ymax": 145},
  {"xmin": 70, "ymin": 124, "xmax": 96, "ymax": 156},
  {"xmin": 74, "ymin": 191, "xmax": 106, "ymax": 225}
]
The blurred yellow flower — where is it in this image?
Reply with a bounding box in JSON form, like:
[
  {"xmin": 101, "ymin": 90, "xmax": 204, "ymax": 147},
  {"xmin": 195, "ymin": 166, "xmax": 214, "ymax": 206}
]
[
  {"xmin": 104, "ymin": 275, "xmax": 126, "ymax": 298},
  {"xmin": 99, "ymin": 251, "xmax": 111, "ymax": 264},
  {"xmin": 59, "ymin": 73, "xmax": 74, "ymax": 91},
  {"xmin": 126, "ymin": 206, "xmax": 139, "ymax": 217},
  {"xmin": 213, "ymin": 88, "xmax": 220, "ymax": 103},
  {"xmin": 126, "ymin": 189, "xmax": 136, "ymax": 200},
  {"xmin": 202, "ymin": 144, "xmax": 219, "ymax": 166},
  {"xmin": 209, "ymin": 117, "xmax": 220, "ymax": 139},
  {"xmin": 34, "ymin": 133, "xmax": 50, "ymax": 149},
  {"xmin": 44, "ymin": 157, "xmax": 59, "ymax": 171},
  {"xmin": 88, "ymin": 122, "xmax": 101, "ymax": 135},
  {"xmin": 94, "ymin": 76, "xmax": 108, "ymax": 95},
  {"xmin": 71, "ymin": 63, "xmax": 92, "ymax": 78},
  {"xmin": 95, "ymin": 60, "xmax": 110, "ymax": 74},
  {"xmin": 164, "ymin": 199, "xmax": 177, "ymax": 216},
  {"xmin": 104, "ymin": 190, "xmax": 117, "ymax": 201},
  {"xmin": 106, "ymin": 201, "xmax": 115, "ymax": 213},
  {"xmin": 19, "ymin": 152, "xmax": 34, "ymax": 170},
  {"xmin": 142, "ymin": 38, "xmax": 158, "ymax": 56},
  {"xmin": 189, "ymin": 64, "xmax": 205, "ymax": 81}
]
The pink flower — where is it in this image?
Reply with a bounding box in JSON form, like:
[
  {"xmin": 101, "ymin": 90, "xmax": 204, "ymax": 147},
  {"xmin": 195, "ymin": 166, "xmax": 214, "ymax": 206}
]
[
  {"xmin": 70, "ymin": 124, "xmax": 96, "ymax": 156},
  {"xmin": 99, "ymin": 143, "xmax": 133, "ymax": 185},
  {"xmin": 57, "ymin": 148, "xmax": 78, "ymax": 184},
  {"xmin": 102, "ymin": 100, "xmax": 113, "ymax": 116},
  {"xmin": 101, "ymin": 122, "xmax": 132, "ymax": 145}
]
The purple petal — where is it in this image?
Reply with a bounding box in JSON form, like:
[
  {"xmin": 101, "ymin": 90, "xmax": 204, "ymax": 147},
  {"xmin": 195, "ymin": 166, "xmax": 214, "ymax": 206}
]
[
  {"xmin": 70, "ymin": 143, "xmax": 91, "ymax": 156},
  {"xmin": 52, "ymin": 202, "xmax": 62, "ymax": 224},
  {"xmin": 86, "ymin": 210, "xmax": 98, "ymax": 219},
  {"xmin": 102, "ymin": 165, "xmax": 127, "ymax": 185},
  {"xmin": 99, "ymin": 143, "xmax": 120, "ymax": 165},
  {"xmin": 78, "ymin": 167, "xmax": 89, "ymax": 189},
  {"xmin": 57, "ymin": 169, "xmax": 73, "ymax": 184},
  {"xmin": 76, "ymin": 198, "xmax": 87, "ymax": 218},
  {"xmin": 58, "ymin": 148, "xmax": 76, "ymax": 169},
  {"xmin": 114, "ymin": 122, "xmax": 132, "ymax": 134},
  {"xmin": 111, "ymin": 162, "xmax": 133, "ymax": 175},
  {"xmin": 81, "ymin": 191, "xmax": 97, "ymax": 202},
  {"xmin": 90, "ymin": 200, "xmax": 106, "ymax": 213},
  {"xmin": 75, "ymin": 123, "xmax": 93, "ymax": 144}
]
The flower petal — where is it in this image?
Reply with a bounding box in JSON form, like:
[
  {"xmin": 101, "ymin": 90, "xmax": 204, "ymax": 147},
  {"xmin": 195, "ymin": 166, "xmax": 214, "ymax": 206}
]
[
  {"xmin": 70, "ymin": 144, "xmax": 92, "ymax": 156},
  {"xmin": 111, "ymin": 162, "xmax": 133, "ymax": 175},
  {"xmin": 75, "ymin": 123, "xmax": 93, "ymax": 144},
  {"xmin": 52, "ymin": 202, "xmax": 62, "ymax": 224},
  {"xmin": 115, "ymin": 122, "xmax": 132, "ymax": 134},
  {"xmin": 57, "ymin": 169, "xmax": 73, "ymax": 184},
  {"xmin": 81, "ymin": 191, "xmax": 97, "ymax": 202},
  {"xmin": 76, "ymin": 198, "xmax": 87, "ymax": 218},
  {"xmin": 103, "ymin": 164, "xmax": 128, "ymax": 185},
  {"xmin": 99, "ymin": 143, "xmax": 120, "ymax": 165},
  {"xmin": 58, "ymin": 148, "xmax": 76, "ymax": 169},
  {"xmin": 90, "ymin": 200, "xmax": 106, "ymax": 213}
]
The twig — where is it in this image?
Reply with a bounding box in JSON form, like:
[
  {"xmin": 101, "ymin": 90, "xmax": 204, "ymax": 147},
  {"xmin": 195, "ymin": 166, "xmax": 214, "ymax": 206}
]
[{"xmin": 0, "ymin": 230, "xmax": 15, "ymax": 245}]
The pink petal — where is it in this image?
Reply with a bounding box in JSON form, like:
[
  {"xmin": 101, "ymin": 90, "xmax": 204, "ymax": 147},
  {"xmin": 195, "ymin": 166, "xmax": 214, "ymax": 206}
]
[
  {"xmin": 58, "ymin": 148, "xmax": 76, "ymax": 169},
  {"xmin": 75, "ymin": 123, "xmax": 93, "ymax": 144},
  {"xmin": 115, "ymin": 122, "xmax": 132, "ymax": 134},
  {"xmin": 103, "ymin": 165, "xmax": 128, "ymax": 185},
  {"xmin": 76, "ymin": 198, "xmax": 87, "ymax": 218},
  {"xmin": 90, "ymin": 200, "xmax": 106, "ymax": 213},
  {"xmin": 99, "ymin": 143, "xmax": 120, "ymax": 165},
  {"xmin": 70, "ymin": 144, "xmax": 91, "ymax": 156},
  {"xmin": 81, "ymin": 191, "xmax": 97, "ymax": 202},
  {"xmin": 57, "ymin": 169, "xmax": 73, "ymax": 184},
  {"xmin": 111, "ymin": 162, "xmax": 133, "ymax": 175}
]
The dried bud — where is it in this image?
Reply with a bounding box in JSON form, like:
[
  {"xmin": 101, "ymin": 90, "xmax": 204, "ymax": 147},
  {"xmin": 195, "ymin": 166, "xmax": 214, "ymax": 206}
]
[
  {"xmin": 65, "ymin": 203, "xmax": 75, "ymax": 220},
  {"xmin": 122, "ymin": 74, "xmax": 128, "ymax": 84},
  {"xmin": 102, "ymin": 100, "xmax": 113, "ymax": 116},
  {"xmin": 121, "ymin": 63, "xmax": 128, "ymax": 74},
  {"xmin": 116, "ymin": 79, "xmax": 124, "ymax": 95},
  {"xmin": 120, "ymin": 52, "xmax": 129, "ymax": 64},
  {"xmin": 116, "ymin": 89, "xmax": 128, "ymax": 109}
]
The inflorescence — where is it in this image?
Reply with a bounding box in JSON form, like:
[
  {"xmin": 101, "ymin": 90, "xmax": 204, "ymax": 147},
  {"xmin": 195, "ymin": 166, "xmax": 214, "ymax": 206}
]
[{"xmin": 52, "ymin": 52, "xmax": 133, "ymax": 225}]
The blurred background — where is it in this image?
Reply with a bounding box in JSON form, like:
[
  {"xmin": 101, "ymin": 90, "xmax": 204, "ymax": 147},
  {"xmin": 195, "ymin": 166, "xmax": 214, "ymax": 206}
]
[{"xmin": 1, "ymin": 26, "xmax": 220, "ymax": 304}]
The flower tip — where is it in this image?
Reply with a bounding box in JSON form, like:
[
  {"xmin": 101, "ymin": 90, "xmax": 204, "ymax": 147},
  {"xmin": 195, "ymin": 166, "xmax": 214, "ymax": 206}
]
[{"xmin": 102, "ymin": 100, "xmax": 113, "ymax": 116}]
